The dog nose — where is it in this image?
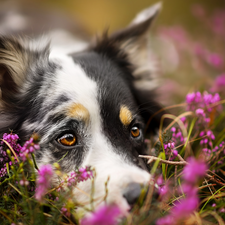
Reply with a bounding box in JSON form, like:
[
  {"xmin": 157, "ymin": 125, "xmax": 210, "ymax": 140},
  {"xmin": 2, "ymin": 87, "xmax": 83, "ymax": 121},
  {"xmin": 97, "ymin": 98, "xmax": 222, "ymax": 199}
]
[{"xmin": 123, "ymin": 182, "xmax": 141, "ymax": 205}]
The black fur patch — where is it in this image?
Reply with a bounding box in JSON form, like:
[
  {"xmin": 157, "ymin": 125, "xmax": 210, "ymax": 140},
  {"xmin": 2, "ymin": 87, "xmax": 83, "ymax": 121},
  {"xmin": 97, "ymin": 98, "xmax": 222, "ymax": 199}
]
[{"xmin": 71, "ymin": 51, "xmax": 146, "ymax": 168}]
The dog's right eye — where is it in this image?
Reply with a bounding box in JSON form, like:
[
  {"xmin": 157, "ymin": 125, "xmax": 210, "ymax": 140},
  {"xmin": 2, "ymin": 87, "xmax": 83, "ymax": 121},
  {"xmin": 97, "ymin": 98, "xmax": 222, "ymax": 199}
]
[{"xmin": 57, "ymin": 133, "xmax": 76, "ymax": 146}]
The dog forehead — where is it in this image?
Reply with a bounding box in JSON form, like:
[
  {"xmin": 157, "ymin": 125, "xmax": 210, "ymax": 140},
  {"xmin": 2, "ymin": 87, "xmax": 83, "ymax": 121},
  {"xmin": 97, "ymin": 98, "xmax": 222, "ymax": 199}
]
[
  {"xmin": 50, "ymin": 52, "xmax": 136, "ymax": 119},
  {"xmin": 53, "ymin": 55, "xmax": 97, "ymax": 100},
  {"xmin": 48, "ymin": 54, "xmax": 100, "ymax": 118}
]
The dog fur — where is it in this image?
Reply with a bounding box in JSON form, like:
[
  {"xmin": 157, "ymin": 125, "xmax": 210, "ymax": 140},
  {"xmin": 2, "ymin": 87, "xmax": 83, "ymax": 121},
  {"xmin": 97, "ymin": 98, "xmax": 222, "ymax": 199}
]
[{"xmin": 0, "ymin": 3, "xmax": 165, "ymax": 214}]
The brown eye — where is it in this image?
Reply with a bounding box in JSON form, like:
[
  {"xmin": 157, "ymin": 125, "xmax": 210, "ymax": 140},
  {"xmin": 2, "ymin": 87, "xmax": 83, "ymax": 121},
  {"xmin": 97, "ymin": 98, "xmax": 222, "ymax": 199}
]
[
  {"xmin": 131, "ymin": 126, "xmax": 140, "ymax": 138},
  {"xmin": 58, "ymin": 133, "xmax": 76, "ymax": 146}
]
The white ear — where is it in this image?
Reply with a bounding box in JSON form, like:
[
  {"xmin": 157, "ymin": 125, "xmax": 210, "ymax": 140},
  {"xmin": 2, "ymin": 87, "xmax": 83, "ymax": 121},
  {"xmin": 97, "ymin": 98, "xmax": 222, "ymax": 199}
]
[{"xmin": 130, "ymin": 2, "xmax": 162, "ymax": 26}]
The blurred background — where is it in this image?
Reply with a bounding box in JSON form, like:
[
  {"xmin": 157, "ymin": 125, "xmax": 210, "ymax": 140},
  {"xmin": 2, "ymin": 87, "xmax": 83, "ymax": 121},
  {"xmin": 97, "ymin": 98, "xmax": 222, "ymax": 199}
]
[
  {"xmin": 0, "ymin": 0, "xmax": 224, "ymax": 34},
  {"xmin": 0, "ymin": 0, "xmax": 225, "ymax": 109}
]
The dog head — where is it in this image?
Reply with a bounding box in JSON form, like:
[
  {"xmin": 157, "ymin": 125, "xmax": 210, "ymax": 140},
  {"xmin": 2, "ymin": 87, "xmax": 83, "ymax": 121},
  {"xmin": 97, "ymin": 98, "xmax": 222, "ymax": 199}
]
[{"xmin": 0, "ymin": 3, "xmax": 165, "ymax": 214}]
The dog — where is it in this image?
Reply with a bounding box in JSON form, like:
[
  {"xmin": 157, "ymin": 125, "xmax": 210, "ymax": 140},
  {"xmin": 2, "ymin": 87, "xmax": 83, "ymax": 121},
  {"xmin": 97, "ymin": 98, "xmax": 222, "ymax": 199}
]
[{"xmin": 0, "ymin": 3, "xmax": 165, "ymax": 215}]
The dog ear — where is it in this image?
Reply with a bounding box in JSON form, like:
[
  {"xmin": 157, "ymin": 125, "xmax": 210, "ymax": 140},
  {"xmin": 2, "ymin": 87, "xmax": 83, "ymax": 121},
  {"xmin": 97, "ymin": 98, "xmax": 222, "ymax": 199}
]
[
  {"xmin": 0, "ymin": 37, "xmax": 49, "ymax": 107},
  {"xmin": 0, "ymin": 37, "xmax": 30, "ymax": 105},
  {"xmin": 94, "ymin": 3, "xmax": 166, "ymax": 132},
  {"xmin": 113, "ymin": 3, "xmax": 166, "ymax": 132}
]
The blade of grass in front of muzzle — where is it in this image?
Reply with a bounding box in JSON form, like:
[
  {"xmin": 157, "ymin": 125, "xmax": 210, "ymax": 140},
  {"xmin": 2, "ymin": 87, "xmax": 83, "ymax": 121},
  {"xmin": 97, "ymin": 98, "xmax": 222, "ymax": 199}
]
[
  {"xmin": 6, "ymin": 162, "xmax": 10, "ymax": 177},
  {"xmin": 31, "ymin": 153, "xmax": 39, "ymax": 171},
  {"xmin": 150, "ymin": 152, "xmax": 166, "ymax": 177},
  {"xmin": 56, "ymin": 151, "xmax": 69, "ymax": 163}
]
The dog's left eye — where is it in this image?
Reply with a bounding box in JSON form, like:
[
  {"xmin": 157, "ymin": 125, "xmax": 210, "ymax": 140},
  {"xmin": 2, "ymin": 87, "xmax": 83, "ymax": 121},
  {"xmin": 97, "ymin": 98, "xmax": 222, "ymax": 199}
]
[
  {"xmin": 57, "ymin": 133, "xmax": 76, "ymax": 146},
  {"xmin": 131, "ymin": 126, "xmax": 140, "ymax": 138}
]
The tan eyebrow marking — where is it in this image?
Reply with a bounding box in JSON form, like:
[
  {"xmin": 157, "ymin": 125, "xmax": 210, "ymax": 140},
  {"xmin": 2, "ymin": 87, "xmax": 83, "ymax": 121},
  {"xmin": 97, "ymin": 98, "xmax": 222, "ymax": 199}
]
[
  {"xmin": 119, "ymin": 105, "xmax": 133, "ymax": 126},
  {"xmin": 67, "ymin": 103, "xmax": 90, "ymax": 123}
]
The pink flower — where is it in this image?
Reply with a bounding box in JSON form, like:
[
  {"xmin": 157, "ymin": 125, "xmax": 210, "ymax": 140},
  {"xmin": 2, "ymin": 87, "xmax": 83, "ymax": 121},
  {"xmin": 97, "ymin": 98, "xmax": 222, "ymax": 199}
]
[
  {"xmin": 81, "ymin": 204, "xmax": 121, "ymax": 225},
  {"xmin": 207, "ymin": 53, "xmax": 223, "ymax": 68},
  {"xmin": 61, "ymin": 206, "xmax": 71, "ymax": 217},
  {"xmin": 20, "ymin": 137, "xmax": 40, "ymax": 161},
  {"xmin": 67, "ymin": 166, "xmax": 93, "ymax": 186},
  {"xmin": 183, "ymin": 157, "xmax": 207, "ymax": 184},
  {"xmin": 182, "ymin": 183, "xmax": 198, "ymax": 196},
  {"xmin": 35, "ymin": 164, "xmax": 53, "ymax": 202},
  {"xmin": 0, "ymin": 133, "xmax": 22, "ymax": 178},
  {"xmin": 215, "ymin": 74, "xmax": 225, "ymax": 87},
  {"xmin": 211, "ymin": 74, "xmax": 225, "ymax": 93},
  {"xmin": 195, "ymin": 108, "xmax": 205, "ymax": 117},
  {"xmin": 157, "ymin": 215, "xmax": 173, "ymax": 225},
  {"xmin": 186, "ymin": 92, "xmax": 195, "ymax": 104},
  {"xmin": 171, "ymin": 196, "xmax": 199, "ymax": 219},
  {"xmin": 171, "ymin": 127, "xmax": 176, "ymax": 133}
]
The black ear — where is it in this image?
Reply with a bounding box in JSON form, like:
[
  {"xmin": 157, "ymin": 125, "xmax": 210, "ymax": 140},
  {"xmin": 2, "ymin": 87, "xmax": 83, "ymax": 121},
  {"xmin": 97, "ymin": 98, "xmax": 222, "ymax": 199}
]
[
  {"xmin": 0, "ymin": 37, "xmax": 49, "ymax": 107},
  {"xmin": 0, "ymin": 36, "xmax": 50, "ymax": 135},
  {"xmin": 93, "ymin": 3, "xmax": 166, "ymax": 132}
]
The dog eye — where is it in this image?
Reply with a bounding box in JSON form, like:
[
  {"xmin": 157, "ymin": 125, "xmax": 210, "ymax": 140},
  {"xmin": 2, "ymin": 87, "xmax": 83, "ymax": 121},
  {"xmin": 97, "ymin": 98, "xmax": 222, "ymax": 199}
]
[
  {"xmin": 131, "ymin": 126, "xmax": 140, "ymax": 138},
  {"xmin": 57, "ymin": 133, "xmax": 76, "ymax": 146}
]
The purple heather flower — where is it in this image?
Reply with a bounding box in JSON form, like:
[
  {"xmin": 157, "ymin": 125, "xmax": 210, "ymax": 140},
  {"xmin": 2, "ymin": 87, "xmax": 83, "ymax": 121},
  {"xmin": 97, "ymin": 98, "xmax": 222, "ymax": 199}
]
[
  {"xmin": 183, "ymin": 157, "xmax": 207, "ymax": 184},
  {"xmin": 157, "ymin": 215, "xmax": 173, "ymax": 225},
  {"xmin": 212, "ymin": 74, "xmax": 225, "ymax": 93},
  {"xmin": 182, "ymin": 183, "xmax": 198, "ymax": 196},
  {"xmin": 158, "ymin": 184, "xmax": 169, "ymax": 198},
  {"xmin": 171, "ymin": 196, "xmax": 199, "ymax": 219},
  {"xmin": 195, "ymin": 108, "xmax": 205, "ymax": 117},
  {"xmin": 156, "ymin": 175, "xmax": 164, "ymax": 186},
  {"xmin": 172, "ymin": 150, "xmax": 178, "ymax": 157},
  {"xmin": 0, "ymin": 133, "xmax": 22, "ymax": 178},
  {"xmin": 79, "ymin": 167, "xmax": 93, "ymax": 181},
  {"xmin": 199, "ymin": 131, "xmax": 205, "ymax": 137},
  {"xmin": 171, "ymin": 127, "xmax": 176, "ymax": 133},
  {"xmin": 67, "ymin": 166, "xmax": 93, "ymax": 186},
  {"xmin": 81, "ymin": 204, "xmax": 121, "ymax": 225},
  {"xmin": 220, "ymin": 208, "xmax": 225, "ymax": 213},
  {"xmin": 155, "ymin": 176, "xmax": 170, "ymax": 198},
  {"xmin": 157, "ymin": 158, "xmax": 206, "ymax": 225},
  {"xmin": 216, "ymin": 74, "xmax": 225, "ymax": 86},
  {"xmin": 207, "ymin": 53, "xmax": 223, "ymax": 68},
  {"xmin": 186, "ymin": 92, "xmax": 195, "ymax": 104},
  {"xmin": 35, "ymin": 164, "xmax": 53, "ymax": 202},
  {"xmin": 20, "ymin": 137, "xmax": 40, "ymax": 161},
  {"xmin": 186, "ymin": 91, "xmax": 221, "ymax": 113},
  {"xmin": 61, "ymin": 206, "xmax": 71, "ymax": 217}
]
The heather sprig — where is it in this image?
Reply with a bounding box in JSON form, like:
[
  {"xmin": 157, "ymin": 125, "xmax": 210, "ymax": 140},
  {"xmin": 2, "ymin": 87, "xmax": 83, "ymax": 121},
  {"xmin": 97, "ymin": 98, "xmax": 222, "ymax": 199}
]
[
  {"xmin": 157, "ymin": 158, "xmax": 208, "ymax": 225},
  {"xmin": 0, "ymin": 133, "xmax": 21, "ymax": 178},
  {"xmin": 35, "ymin": 164, "xmax": 54, "ymax": 202},
  {"xmin": 19, "ymin": 137, "xmax": 40, "ymax": 161}
]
